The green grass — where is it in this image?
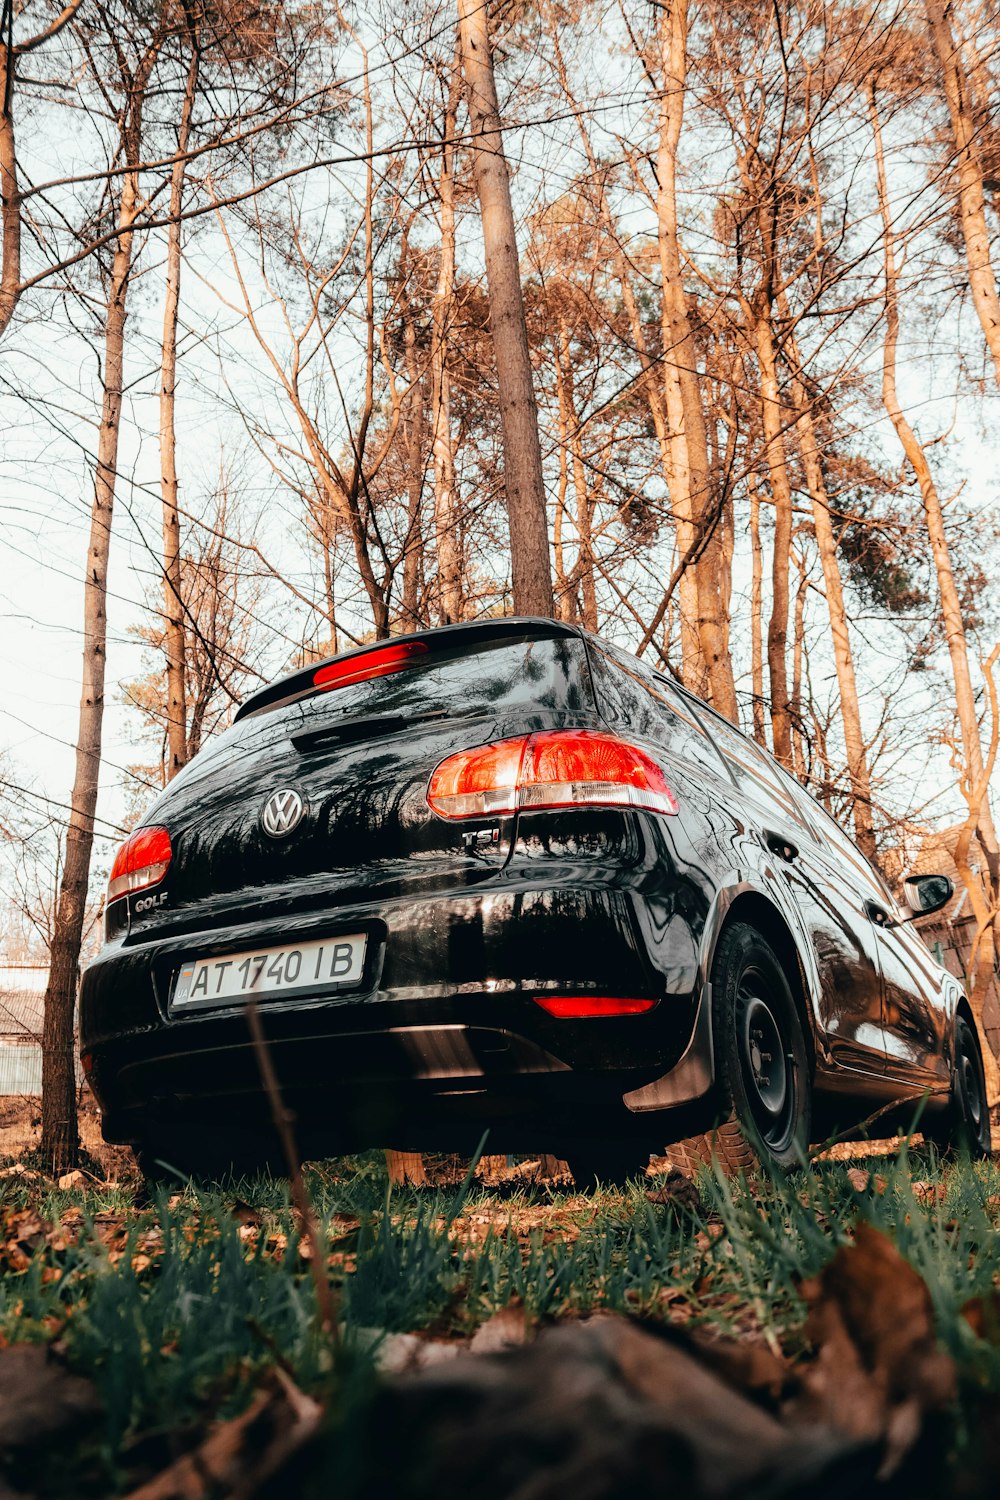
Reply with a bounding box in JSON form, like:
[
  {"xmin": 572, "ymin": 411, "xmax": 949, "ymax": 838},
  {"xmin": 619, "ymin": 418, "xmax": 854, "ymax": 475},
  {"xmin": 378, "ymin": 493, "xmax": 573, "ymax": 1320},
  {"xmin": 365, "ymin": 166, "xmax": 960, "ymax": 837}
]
[{"xmin": 4, "ymin": 1145, "xmax": 1000, "ymax": 1492}]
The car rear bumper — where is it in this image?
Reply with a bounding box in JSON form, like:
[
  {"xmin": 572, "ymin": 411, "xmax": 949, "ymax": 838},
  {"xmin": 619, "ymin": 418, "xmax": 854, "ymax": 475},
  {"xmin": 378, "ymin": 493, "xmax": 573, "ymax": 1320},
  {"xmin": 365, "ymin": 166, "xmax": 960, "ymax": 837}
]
[{"xmin": 81, "ymin": 881, "xmax": 712, "ymax": 1154}]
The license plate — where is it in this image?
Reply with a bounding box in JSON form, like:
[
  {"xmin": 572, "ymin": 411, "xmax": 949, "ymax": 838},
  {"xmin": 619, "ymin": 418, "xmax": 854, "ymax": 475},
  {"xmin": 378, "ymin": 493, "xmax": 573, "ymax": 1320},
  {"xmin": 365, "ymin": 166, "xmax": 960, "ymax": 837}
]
[{"xmin": 172, "ymin": 933, "xmax": 367, "ymax": 1011}]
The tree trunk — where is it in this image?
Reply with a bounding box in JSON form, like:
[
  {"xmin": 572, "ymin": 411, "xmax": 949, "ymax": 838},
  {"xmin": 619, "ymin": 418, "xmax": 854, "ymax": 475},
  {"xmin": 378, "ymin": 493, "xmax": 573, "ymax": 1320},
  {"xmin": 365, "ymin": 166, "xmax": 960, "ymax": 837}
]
[
  {"xmin": 790, "ymin": 549, "xmax": 807, "ymax": 779},
  {"xmin": 655, "ymin": 0, "xmax": 736, "ymax": 719},
  {"xmin": 786, "ymin": 347, "xmax": 878, "ymax": 861},
  {"xmin": 159, "ymin": 16, "xmax": 199, "ymax": 780},
  {"xmin": 0, "ymin": 27, "xmax": 20, "ymax": 345},
  {"xmin": 385, "ymin": 1150, "xmax": 428, "ymax": 1187},
  {"xmin": 752, "ymin": 307, "xmax": 794, "ymax": 766},
  {"xmin": 748, "ymin": 476, "xmax": 767, "ymax": 746},
  {"xmin": 553, "ymin": 354, "xmax": 572, "ymax": 619},
  {"xmin": 400, "ymin": 306, "xmax": 425, "ymax": 629},
  {"xmin": 557, "ymin": 317, "xmax": 598, "ymax": 630},
  {"xmin": 925, "ymin": 0, "xmax": 1000, "ymax": 388},
  {"xmin": 42, "ymin": 45, "xmax": 156, "ymax": 1173},
  {"xmin": 951, "ymin": 645, "xmax": 1000, "ymax": 1110},
  {"xmin": 430, "ymin": 56, "xmax": 462, "ymax": 625},
  {"xmin": 0, "ymin": 0, "xmax": 85, "ymax": 343},
  {"xmin": 457, "ymin": 0, "xmax": 553, "ymax": 618}
]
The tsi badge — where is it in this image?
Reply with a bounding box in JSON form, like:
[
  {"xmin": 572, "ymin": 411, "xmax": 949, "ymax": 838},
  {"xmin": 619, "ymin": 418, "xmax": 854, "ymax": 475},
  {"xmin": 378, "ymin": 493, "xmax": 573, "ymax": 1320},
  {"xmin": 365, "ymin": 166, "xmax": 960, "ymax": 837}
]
[{"xmin": 260, "ymin": 787, "xmax": 306, "ymax": 839}]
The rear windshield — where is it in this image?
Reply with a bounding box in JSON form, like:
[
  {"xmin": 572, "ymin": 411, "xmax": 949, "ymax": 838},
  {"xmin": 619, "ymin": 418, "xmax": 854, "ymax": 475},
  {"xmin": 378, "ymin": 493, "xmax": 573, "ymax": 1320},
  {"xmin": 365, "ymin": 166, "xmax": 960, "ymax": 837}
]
[
  {"xmin": 271, "ymin": 633, "xmax": 594, "ymax": 722},
  {"xmin": 165, "ymin": 634, "xmax": 595, "ymax": 791}
]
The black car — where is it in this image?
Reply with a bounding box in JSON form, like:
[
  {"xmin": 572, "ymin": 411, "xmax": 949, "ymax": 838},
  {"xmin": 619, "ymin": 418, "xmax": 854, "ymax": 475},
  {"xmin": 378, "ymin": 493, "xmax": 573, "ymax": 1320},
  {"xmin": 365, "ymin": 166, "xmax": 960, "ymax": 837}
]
[{"xmin": 80, "ymin": 618, "xmax": 990, "ymax": 1182}]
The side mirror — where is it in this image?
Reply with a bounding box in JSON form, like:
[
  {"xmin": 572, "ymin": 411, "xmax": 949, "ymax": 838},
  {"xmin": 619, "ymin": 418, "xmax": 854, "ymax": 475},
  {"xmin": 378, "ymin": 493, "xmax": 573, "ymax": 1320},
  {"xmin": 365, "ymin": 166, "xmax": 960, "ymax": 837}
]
[{"xmin": 902, "ymin": 873, "xmax": 953, "ymax": 919}]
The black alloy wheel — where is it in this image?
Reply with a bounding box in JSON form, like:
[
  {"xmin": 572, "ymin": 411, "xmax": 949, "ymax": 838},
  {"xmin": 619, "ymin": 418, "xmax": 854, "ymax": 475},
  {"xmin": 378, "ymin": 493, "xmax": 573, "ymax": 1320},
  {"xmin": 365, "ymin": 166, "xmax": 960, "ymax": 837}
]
[{"xmin": 708, "ymin": 921, "xmax": 811, "ymax": 1174}]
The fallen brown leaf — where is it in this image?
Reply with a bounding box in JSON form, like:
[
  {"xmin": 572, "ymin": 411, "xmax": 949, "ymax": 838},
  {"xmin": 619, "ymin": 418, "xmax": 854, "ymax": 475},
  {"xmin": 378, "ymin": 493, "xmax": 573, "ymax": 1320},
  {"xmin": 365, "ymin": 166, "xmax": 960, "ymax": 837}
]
[
  {"xmin": 0, "ymin": 1344, "xmax": 101, "ymax": 1452},
  {"xmin": 468, "ymin": 1303, "xmax": 530, "ymax": 1354},
  {"xmin": 230, "ymin": 1200, "xmax": 261, "ymax": 1229},
  {"xmin": 123, "ymin": 1367, "xmax": 320, "ymax": 1500},
  {"xmin": 645, "ymin": 1168, "xmax": 705, "ymax": 1217},
  {"xmin": 792, "ymin": 1222, "xmax": 955, "ymax": 1478}
]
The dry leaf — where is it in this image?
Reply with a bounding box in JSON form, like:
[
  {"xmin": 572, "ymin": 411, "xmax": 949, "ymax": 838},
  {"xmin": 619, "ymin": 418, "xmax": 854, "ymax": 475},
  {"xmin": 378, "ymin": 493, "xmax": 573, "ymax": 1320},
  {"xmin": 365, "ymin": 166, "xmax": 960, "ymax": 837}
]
[
  {"xmin": 230, "ymin": 1200, "xmax": 261, "ymax": 1228},
  {"xmin": 468, "ymin": 1303, "xmax": 530, "ymax": 1354},
  {"xmin": 793, "ymin": 1223, "xmax": 955, "ymax": 1477},
  {"xmin": 0, "ymin": 1344, "xmax": 101, "ymax": 1451},
  {"xmin": 645, "ymin": 1168, "xmax": 705, "ymax": 1216},
  {"xmin": 122, "ymin": 1367, "xmax": 320, "ymax": 1500}
]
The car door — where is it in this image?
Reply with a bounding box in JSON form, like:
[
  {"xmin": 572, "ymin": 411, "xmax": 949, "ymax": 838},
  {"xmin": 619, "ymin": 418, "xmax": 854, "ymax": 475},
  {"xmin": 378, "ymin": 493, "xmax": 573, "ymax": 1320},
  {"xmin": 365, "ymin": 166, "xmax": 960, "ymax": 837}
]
[
  {"xmin": 685, "ymin": 701, "xmax": 889, "ymax": 1077},
  {"xmin": 858, "ymin": 886, "xmax": 950, "ymax": 1088}
]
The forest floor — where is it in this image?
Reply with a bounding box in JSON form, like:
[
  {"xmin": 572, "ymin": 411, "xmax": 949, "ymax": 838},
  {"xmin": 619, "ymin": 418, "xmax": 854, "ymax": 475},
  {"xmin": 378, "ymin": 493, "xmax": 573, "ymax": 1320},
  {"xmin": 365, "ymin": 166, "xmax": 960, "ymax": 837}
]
[{"xmin": 0, "ymin": 1106, "xmax": 998, "ymax": 1498}]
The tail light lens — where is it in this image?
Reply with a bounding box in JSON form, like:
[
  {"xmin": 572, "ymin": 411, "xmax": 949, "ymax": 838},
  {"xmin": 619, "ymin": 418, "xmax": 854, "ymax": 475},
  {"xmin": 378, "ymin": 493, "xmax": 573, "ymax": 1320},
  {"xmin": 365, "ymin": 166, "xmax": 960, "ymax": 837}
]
[
  {"xmin": 427, "ymin": 730, "xmax": 678, "ymax": 820},
  {"xmin": 107, "ymin": 825, "xmax": 172, "ymax": 903},
  {"xmin": 534, "ymin": 995, "xmax": 658, "ymax": 1018}
]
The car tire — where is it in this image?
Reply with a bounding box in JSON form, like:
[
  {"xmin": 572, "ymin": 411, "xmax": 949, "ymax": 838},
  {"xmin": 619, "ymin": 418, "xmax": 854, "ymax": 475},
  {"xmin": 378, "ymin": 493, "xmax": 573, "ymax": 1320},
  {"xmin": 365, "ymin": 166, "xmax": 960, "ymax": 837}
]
[
  {"xmin": 687, "ymin": 922, "xmax": 811, "ymax": 1175},
  {"xmin": 927, "ymin": 1015, "xmax": 992, "ymax": 1157},
  {"xmin": 565, "ymin": 1144, "xmax": 651, "ymax": 1190}
]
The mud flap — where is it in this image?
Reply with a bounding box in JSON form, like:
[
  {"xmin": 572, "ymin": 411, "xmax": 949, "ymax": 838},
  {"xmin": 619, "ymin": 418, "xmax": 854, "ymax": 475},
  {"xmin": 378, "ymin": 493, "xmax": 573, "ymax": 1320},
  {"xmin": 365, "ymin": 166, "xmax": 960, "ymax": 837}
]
[{"xmin": 622, "ymin": 984, "xmax": 715, "ymax": 1113}]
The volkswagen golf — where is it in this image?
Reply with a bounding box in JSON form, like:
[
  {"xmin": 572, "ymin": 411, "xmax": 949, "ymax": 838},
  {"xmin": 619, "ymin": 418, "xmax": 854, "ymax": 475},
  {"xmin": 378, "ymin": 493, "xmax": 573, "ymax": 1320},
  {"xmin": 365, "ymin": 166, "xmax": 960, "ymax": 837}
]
[{"xmin": 80, "ymin": 618, "xmax": 990, "ymax": 1182}]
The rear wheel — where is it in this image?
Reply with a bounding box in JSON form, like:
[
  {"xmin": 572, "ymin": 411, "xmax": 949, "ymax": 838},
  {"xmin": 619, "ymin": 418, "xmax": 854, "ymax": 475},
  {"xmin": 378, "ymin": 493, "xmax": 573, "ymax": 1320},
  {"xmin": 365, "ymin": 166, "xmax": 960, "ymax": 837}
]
[
  {"xmin": 927, "ymin": 1015, "xmax": 991, "ymax": 1157},
  {"xmin": 673, "ymin": 923, "xmax": 811, "ymax": 1176}
]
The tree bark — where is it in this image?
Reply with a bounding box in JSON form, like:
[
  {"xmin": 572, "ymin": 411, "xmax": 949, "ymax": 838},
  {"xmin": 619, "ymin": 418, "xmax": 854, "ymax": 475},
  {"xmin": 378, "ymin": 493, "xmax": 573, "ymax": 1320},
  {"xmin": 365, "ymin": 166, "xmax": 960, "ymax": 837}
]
[
  {"xmin": 557, "ymin": 317, "xmax": 597, "ymax": 630},
  {"xmin": 457, "ymin": 0, "xmax": 553, "ymax": 617},
  {"xmin": 400, "ymin": 297, "xmax": 425, "ymax": 629},
  {"xmin": 0, "ymin": 4, "xmax": 21, "ymax": 346},
  {"xmin": 925, "ymin": 0, "xmax": 1000, "ymax": 388},
  {"xmin": 655, "ymin": 0, "xmax": 737, "ymax": 720},
  {"xmin": 0, "ymin": 0, "xmax": 85, "ymax": 343},
  {"xmin": 42, "ymin": 41, "xmax": 157, "ymax": 1173},
  {"xmin": 430, "ymin": 55, "xmax": 462, "ymax": 625},
  {"xmin": 790, "ymin": 549, "xmax": 807, "ymax": 779},
  {"xmin": 786, "ymin": 346, "xmax": 878, "ymax": 861},
  {"xmin": 752, "ymin": 306, "xmax": 794, "ymax": 766},
  {"xmin": 160, "ymin": 13, "xmax": 199, "ymax": 780},
  {"xmin": 748, "ymin": 475, "xmax": 767, "ymax": 746},
  {"xmin": 385, "ymin": 1150, "xmax": 428, "ymax": 1186}
]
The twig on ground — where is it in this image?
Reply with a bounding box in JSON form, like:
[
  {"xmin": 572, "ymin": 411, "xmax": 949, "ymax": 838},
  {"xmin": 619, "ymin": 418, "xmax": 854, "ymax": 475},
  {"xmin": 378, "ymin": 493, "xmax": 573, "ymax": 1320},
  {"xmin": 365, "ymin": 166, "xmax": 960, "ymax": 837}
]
[{"xmin": 245, "ymin": 996, "xmax": 339, "ymax": 1344}]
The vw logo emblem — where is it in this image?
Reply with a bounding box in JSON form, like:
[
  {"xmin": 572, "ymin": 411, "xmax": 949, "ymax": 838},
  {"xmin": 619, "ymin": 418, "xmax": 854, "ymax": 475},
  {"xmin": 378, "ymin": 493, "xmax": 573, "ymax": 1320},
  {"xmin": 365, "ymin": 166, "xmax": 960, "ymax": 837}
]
[{"xmin": 260, "ymin": 788, "xmax": 305, "ymax": 839}]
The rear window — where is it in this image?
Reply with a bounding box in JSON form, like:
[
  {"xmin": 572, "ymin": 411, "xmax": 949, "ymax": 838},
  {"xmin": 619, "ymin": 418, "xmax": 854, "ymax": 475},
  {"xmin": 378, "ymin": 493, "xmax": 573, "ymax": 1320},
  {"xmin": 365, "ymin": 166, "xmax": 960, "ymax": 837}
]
[
  {"xmin": 280, "ymin": 633, "xmax": 596, "ymax": 722},
  {"xmin": 168, "ymin": 634, "xmax": 596, "ymax": 793}
]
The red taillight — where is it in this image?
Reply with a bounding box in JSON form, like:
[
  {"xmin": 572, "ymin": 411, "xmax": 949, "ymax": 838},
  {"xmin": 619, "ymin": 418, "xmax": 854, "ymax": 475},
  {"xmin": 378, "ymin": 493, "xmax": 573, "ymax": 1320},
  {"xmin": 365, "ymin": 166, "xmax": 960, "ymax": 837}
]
[
  {"xmin": 426, "ymin": 736, "xmax": 526, "ymax": 819},
  {"xmin": 534, "ymin": 995, "xmax": 658, "ymax": 1018},
  {"xmin": 313, "ymin": 640, "xmax": 428, "ymax": 692},
  {"xmin": 427, "ymin": 730, "xmax": 679, "ymax": 820},
  {"xmin": 107, "ymin": 825, "xmax": 172, "ymax": 903}
]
